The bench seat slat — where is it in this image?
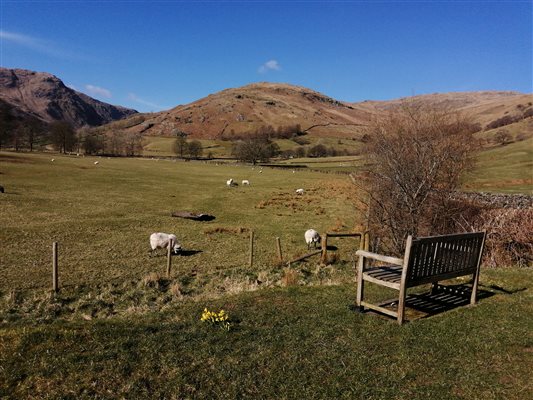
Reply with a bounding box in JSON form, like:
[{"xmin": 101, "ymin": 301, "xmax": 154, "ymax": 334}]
[{"xmin": 363, "ymin": 266, "xmax": 403, "ymax": 289}]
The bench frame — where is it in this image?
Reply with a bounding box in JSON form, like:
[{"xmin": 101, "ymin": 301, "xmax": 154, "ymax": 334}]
[{"xmin": 355, "ymin": 231, "xmax": 486, "ymax": 325}]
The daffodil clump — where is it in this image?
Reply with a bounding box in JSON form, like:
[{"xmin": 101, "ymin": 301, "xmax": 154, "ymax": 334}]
[{"xmin": 200, "ymin": 308, "xmax": 231, "ymax": 331}]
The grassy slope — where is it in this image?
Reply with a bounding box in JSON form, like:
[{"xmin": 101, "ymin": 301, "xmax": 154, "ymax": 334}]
[
  {"xmin": 0, "ymin": 152, "xmax": 362, "ymax": 293},
  {"xmin": 1, "ymin": 268, "xmax": 532, "ymax": 399},
  {"xmin": 466, "ymin": 137, "xmax": 533, "ymax": 194}
]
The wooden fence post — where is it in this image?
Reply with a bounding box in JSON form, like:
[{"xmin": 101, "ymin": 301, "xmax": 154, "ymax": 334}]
[
  {"xmin": 249, "ymin": 230, "xmax": 254, "ymax": 267},
  {"xmin": 166, "ymin": 245, "xmax": 172, "ymax": 278},
  {"xmin": 276, "ymin": 237, "xmax": 283, "ymax": 263},
  {"xmin": 52, "ymin": 242, "xmax": 58, "ymax": 292},
  {"xmin": 321, "ymin": 234, "xmax": 328, "ymax": 264}
]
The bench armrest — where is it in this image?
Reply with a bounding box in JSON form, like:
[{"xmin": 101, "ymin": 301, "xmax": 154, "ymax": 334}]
[{"xmin": 355, "ymin": 250, "xmax": 404, "ymax": 266}]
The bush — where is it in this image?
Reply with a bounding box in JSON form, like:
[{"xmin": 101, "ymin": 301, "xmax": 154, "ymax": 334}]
[
  {"xmin": 485, "ymin": 115, "xmax": 519, "ymax": 130},
  {"xmin": 439, "ymin": 201, "xmax": 533, "ymax": 268},
  {"xmin": 360, "ymin": 103, "xmax": 477, "ymax": 254}
]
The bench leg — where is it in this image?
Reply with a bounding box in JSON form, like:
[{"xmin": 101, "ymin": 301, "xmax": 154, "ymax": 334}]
[
  {"xmin": 397, "ymin": 285, "xmax": 407, "ymax": 325},
  {"xmin": 470, "ymin": 270, "xmax": 480, "ymax": 304},
  {"xmin": 356, "ymin": 255, "xmax": 365, "ymax": 311},
  {"xmin": 431, "ymin": 282, "xmax": 440, "ymax": 295}
]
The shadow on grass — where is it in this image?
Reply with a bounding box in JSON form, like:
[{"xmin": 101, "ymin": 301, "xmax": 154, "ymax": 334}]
[
  {"xmin": 351, "ymin": 283, "xmax": 517, "ymax": 323},
  {"xmin": 177, "ymin": 249, "xmax": 203, "ymax": 257}
]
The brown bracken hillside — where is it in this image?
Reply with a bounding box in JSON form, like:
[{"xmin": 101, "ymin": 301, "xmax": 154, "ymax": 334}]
[{"xmin": 103, "ymin": 83, "xmax": 532, "ymax": 140}]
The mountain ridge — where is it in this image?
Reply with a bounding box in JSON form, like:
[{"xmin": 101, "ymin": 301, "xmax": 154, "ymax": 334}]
[{"xmin": 0, "ymin": 67, "xmax": 138, "ymax": 129}]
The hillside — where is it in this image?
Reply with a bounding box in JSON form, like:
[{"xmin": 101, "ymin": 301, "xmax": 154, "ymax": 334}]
[
  {"xmin": 103, "ymin": 83, "xmax": 532, "ymax": 141},
  {"xmin": 0, "ymin": 68, "xmax": 137, "ymax": 129},
  {"xmin": 355, "ymin": 91, "xmax": 533, "ymax": 128},
  {"xmin": 106, "ymin": 83, "xmax": 376, "ymax": 139}
]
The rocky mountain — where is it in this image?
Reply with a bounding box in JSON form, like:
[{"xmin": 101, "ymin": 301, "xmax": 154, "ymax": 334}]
[
  {"xmin": 104, "ymin": 83, "xmax": 532, "ymax": 140},
  {"xmin": 0, "ymin": 68, "xmax": 137, "ymax": 129}
]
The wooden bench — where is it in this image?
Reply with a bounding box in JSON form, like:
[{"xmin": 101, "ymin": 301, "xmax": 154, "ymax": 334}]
[{"xmin": 355, "ymin": 231, "xmax": 486, "ymax": 325}]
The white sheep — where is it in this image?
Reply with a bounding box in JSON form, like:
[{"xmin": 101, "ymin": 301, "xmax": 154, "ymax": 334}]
[
  {"xmin": 227, "ymin": 178, "xmax": 238, "ymax": 187},
  {"xmin": 51, "ymin": 159, "xmax": 55, "ymax": 162},
  {"xmin": 242, "ymin": 180, "xmax": 250, "ymax": 185},
  {"xmin": 296, "ymin": 188, "xmax": 304, "ymax": 195},
  {"xmin": 149, "ymin": 232, "xmax": 182, "ymax": 256},
  {"xmin": 304, "ymin": 229, "xmax": 321, "ymax": 249},
  {"xmin": 94, "ymin": 161, "xmax": 99, "ymax": 165}
]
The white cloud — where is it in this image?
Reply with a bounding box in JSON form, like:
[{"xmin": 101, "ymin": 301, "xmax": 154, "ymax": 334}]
[
  {"xmin": 127, "ymin": 93, "xmax": 165, "ymax": 111},
  {"xmin": 0, "ymin": 30, "xmax": 44, "ymax": 48},
  {"xmin": 85, "ymin": 84, "xmax": 112, "ymax": 98},
  {"xmin": 258, "ymin": 59, "xmax": 281, "ymax": 74},
  {"xmin": 0, "ymin": 29, "xmax": 91, "ymax": 61}
]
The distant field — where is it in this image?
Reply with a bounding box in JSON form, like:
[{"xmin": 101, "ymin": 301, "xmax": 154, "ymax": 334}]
[
  {"xmin": 0, "ymin": 152, "xmax": 363, "ymax": 295},
  {"xmin": 141, "ymin": 135, "xmax": 363, "ymax": 159},
  {"xmin": 467, "ymin": 136, "xmax": 533, "ymax": 194}
]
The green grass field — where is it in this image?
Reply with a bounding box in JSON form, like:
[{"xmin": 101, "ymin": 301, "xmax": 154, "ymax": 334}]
[
  {"xmin": 466, "ymin": 137, "xmax": 533, "ymax": 194},
  {"xmin": 1, "ymin": 269, "xmax": 531, "ymax": 399},
  {"xmin": 0, "ymin": 151, "xmax": 362, "ymax": 294},
  {"xmin": 1, "ymin": 150, "xmax": 532, "ymax": 399}
]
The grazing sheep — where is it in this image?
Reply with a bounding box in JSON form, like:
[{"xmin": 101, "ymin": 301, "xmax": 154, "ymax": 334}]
[
  {"xmin": 296, "ymin": 188, "xmax": 304, "ymax": 195},
  {"xmin": 94, "ymin": 161, "xmax": 99, "ymax": 165},
  {"xmin": 226, "ymin": 178, "xmax": 238, "ymax": 187},
  {"xmin": 51, "ymin": 159, "xmax": 55, "ymax": 162},
  {"xmin": 242, "ymin": 180, "xmax": 250, "ymax": 185},
  {"xmin": 149, "ymin": 232, "xmax": 182, "ymax": 256},
  {"xmin": 304, "ymin": 229, "xmax": 321, "ymax": 249}
]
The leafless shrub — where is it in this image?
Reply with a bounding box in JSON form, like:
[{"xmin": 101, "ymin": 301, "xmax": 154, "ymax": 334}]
[
  {"xmin": 451, "ymin": 205, "xmax": 533, "ymax": 268},
  {"xmin": 359, "ymin": 102, "xmax": 478, "ymax": 254},
  {"xmin": 494, "ymin": 129, "xmax": 512, "ymax": 146},
  {"xmin": 425, "ymin": 197, "xmax": 533, "ymax": 268},
  {"xmin": 281, "ymin": 268, "xmax": 299, "ymax": 286}
]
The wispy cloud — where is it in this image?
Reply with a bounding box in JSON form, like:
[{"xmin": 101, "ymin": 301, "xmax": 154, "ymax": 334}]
[
  {"xmin": 128, "ymin": 93, "xmax": 165, "ymax": 111},
  {"xmin": 258, "ymin": 59, "xmax": 281, "ymax": 74},
  {"xmin": 0, "ymin": 29, "xmax": 90, "ymax": 61},
  {"xmin": 85, "ymin": 84, "xmax": 112, "ymax": 99}
]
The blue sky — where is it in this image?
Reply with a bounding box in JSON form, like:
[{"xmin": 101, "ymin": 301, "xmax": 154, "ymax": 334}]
[{"xmin": 1, "ymin": 1, "xmax": 531, "ymax": 112}]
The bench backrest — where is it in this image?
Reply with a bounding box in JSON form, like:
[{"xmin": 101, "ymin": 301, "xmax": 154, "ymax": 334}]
[{"xmin": 405, "ymin": 232, "xmax": 486, "ymax": 287}]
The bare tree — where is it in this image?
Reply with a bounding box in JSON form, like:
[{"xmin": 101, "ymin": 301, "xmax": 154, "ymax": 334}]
[
  {"xmin": 124, "ymin": 132, "xmax": 143, "ymax": 156},
  {"xmin": 231, "ymin": 133, "xmax": 279, "ymax": 164},
  {"xmin": 50, "ymin": 121, "xmax": 76, "ymax": 154},
  {"xmin": 360, "ymin": 103, "xmax": 478, "ymax": 254},
  {"xmin": 173, "ymin": 130, "xmax": 188, "ymax": 158},
  {"xmin": 187, "ymin": 139, "xmax": 203, "ymax": 159}
]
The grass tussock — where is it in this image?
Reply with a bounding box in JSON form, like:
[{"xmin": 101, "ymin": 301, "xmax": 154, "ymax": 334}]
[
  {"xmin": 204, "ymin": 226, "xmax": 250, "ymax": 235},
  {"xmin": 281, "ymin": 267, "xmax": 299, "ymax": 286}
]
